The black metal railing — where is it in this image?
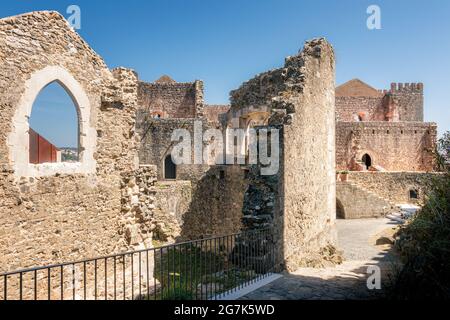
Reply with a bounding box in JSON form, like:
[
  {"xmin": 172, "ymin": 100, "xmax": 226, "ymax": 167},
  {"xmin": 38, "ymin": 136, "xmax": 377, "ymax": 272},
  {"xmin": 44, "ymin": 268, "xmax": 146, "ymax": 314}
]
[{"xmin": 0, "ymin": 228, "xmax": 276, "ymax": 300}]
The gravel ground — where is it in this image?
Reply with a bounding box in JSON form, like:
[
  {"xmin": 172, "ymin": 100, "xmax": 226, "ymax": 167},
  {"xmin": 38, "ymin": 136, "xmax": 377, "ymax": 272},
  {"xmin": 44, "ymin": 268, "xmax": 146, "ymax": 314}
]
[{"xmin": 337, "ymin": 218, "xmax": 400, "ymax": 261}]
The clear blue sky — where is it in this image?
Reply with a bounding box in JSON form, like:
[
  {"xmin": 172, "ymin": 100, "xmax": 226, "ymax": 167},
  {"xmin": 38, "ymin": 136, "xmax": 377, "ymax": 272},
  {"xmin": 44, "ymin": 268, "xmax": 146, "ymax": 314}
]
[{"xmin": 2, "ymin": 0, "xmax": 449, "ymax": 147}]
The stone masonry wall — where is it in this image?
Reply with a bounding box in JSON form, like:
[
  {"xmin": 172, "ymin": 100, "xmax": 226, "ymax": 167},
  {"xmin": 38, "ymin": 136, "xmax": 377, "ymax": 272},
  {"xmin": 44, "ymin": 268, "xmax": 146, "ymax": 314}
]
[
  {"xmin": 137, "ymin": 80, "xmax": 204, "ymax": 119},
  {"xmin": 120, "ymin": 165, "xmax": 157, "ymax": 249},
  {"xmin": 204, "ymin": 105, "xmax": 230, "ymax": 127},
  {"xmin": 136, "ymin": 115, "xmax": 212, "ymax": 181},
  {"xmin": 335, "ymin": 82, "xmax": 424, "ymax": 122},
  {"xmin": 148, "ymin": 166, "xmax": 247, "ymax": 243},
  {"xmin": 390, "ymin": 83, "xmax": 424, "ymax": 122},
  {"xmin": 136, "ymin": 111, "xmax": 247, "ymax": 241},
  {"xmin": 179, "ymin": 165, "xmax": 247, "ymax": 240},
  {"xmin": 152, "ymin": 180, "xmax": 192, "ymax": 242},
  {"xmin": 335, "ymin": 96, "xmax": 385, "ymax": 122},
  {"xmin": 230, "ymin": 38, "xmax": 338, "ymax": 271},
  {"xmin": 336, "ymin": 122, "xmax": 437, "ymax": 172},
  {"xmin": 0, "ymin": 11, "xmax": 150, "ymax": 273},
  {"xmin": 336, "ymin": 181, "xmax": 392, "ymax": 219},
  {"xmin": 347, "ymin": 171, "xmax": 445, "ymax": 205}
]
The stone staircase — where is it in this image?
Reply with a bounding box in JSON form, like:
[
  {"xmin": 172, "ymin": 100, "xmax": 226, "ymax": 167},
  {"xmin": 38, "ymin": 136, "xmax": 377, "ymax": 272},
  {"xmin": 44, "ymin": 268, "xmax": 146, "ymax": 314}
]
[
  {"xmin": 371, "ymin": 165, "xmax": 386, "ymax": 172},
  {"xmin": 347, "ymin": 180, "xmax": 399, "ymax": 209},
  {"xmin": 353, "ymin": 160, "xmax": 385, "ymax": 172},
  {"xmin": 337, "ymin": 178, "xmax": 422, "ymax": 223},
  {"xmin": 336, "ymin": 181, "xmax": 398, "ymax": 219},
  {"xmin": 386, "ymin": 204, "xmax": 421, "ymax": 224},
  {"xmin": 345, "ymin": 180, "xmax": 423, "ymax": 222}
]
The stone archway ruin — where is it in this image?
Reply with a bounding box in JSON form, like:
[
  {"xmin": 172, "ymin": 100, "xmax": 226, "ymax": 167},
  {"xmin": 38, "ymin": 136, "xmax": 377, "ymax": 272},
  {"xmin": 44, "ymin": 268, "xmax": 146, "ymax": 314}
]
[
  {"xmin": 1, "ymin": 11, "xmax": 339, "ymax": 277},
  {"xmin": 7, "ymin": 66, "xmax": 96, "ymax": 178},
  {"xmin": 0, "ymin": 11, "xmax": 145, "ymax": 274}
]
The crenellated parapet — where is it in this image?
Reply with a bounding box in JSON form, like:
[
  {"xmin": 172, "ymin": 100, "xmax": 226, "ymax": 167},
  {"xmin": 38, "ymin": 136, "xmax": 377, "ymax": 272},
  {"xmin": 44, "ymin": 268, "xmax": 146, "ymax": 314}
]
[{"xmin": 389, "ymin": 82, "xmax": 424, "ymax": 94}]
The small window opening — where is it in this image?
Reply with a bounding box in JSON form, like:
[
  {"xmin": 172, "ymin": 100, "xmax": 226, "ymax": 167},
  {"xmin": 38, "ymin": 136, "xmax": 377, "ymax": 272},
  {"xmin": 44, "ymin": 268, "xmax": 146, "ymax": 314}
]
[
  {"xmin": 164, "ymin": 155, "xmax": 176, "ymax": 180},
  {"xmin": 409, "ymin": 189, "xmax": 418, "ymax": 199}
]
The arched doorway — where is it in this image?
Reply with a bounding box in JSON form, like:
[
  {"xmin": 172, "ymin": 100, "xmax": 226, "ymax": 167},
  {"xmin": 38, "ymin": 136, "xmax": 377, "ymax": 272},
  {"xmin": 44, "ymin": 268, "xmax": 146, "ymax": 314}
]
[
  {"xmin": 336, "ymin": 199, "xmax": 345, "ymax": 219},
  {"xmin": 362, "ymin": 154, "xmax": 372, "ymax": 169},
  {"xmin": 164, "ymin": 155, "xmax": 176, "ymax": 180}
]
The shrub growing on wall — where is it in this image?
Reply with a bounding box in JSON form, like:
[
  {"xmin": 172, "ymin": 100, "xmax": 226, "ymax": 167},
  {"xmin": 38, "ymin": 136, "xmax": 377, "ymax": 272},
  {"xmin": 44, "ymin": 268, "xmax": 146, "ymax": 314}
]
[{"xmin": 392, "ymin": 131, "xmax": 450, "ymax": 300}]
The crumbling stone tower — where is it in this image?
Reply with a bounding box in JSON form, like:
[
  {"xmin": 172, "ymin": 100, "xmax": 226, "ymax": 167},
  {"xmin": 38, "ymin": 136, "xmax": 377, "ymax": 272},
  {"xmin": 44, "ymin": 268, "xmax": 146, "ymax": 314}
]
[{"xmin": 229, "ymin": 39, "xmax": 338, "ymax": 271}]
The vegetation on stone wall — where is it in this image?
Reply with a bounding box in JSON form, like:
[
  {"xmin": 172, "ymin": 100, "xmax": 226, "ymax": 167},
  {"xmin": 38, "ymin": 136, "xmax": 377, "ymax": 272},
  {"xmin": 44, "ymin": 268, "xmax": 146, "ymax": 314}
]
[
  {"xmin": 391, "ymin": 131, "xmax": 450, "ymax": 299},
  {"xmin": 436, "ymin": 131, "xmax": 450, "ymax": 172}
]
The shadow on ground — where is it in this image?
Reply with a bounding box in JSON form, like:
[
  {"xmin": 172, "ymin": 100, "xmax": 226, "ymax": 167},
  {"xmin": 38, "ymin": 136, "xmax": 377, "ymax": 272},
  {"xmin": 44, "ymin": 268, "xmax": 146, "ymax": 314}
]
[{"xmin": 240, "ymin": 219, "xmax": 402, "ymax": 300}]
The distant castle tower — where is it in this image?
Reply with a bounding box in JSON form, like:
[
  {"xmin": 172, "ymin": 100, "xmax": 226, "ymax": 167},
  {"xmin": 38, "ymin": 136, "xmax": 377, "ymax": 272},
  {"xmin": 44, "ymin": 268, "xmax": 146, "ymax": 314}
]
[{"xmin": 389, "ymin": 82, "xmax": 424, "ymax": 122}]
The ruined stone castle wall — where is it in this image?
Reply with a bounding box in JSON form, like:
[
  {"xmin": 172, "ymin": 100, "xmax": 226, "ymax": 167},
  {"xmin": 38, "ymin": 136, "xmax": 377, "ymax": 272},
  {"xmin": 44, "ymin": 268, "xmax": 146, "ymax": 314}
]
[
  {"xmin": 230, "ymin": 39, "xmax": 338, "ymax": 271},
  {"xmin": 152, "ymin": 180, "xmax": 192, "ymax": 242},
  {"xmin": 347, "ymin": 171, "xmax": 444, "ymax": 205},
  {"xmin": 0, "ymin": 11, "xmax": 149, "ymax": 273},
  {"xmin": 179, "ymin": 165, "xmax": 247, "ymax": 240},
  {"xmin": 136, "ymin": 113, "xmax": 246, "ymax": 241},
  {"xmin": 204, "ymin": 105, "xmax": 230, "ymax": 127},
  {"xmin": 136, "ymin": 115, "xmax": 212, "ymax": 181},
  {"xmin": 139, "ymin": 166, "xmax": 247, "ymax": 242},
  {"xmin": 336, "ymin": 122, "xmax": 437, "ymax": 172},
  {"xmin": 335, "ymin": 96, "xmax": 385, "ymax": 122},
  {"xmin": 335, "ymin": 82, "xmax": 424, "ymax": 122},
  {"xmin": 336, "ymin": 181, "xmax": 392, "ymax": 219},
  {"xmin": 137, "ymin": 80, "xmax": 204, "ymax": 119}
]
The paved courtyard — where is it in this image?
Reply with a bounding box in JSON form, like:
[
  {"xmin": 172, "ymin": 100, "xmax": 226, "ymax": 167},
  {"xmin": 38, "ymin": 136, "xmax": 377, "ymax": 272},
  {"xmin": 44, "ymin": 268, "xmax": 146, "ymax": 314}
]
[{"xmin": 240, "ymin": 218, "xmax": 401, "ymax": 300}]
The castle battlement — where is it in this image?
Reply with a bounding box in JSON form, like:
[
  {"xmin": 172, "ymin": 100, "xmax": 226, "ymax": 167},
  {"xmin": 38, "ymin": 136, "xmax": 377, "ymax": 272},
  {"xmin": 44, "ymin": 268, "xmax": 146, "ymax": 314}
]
[{"xmin": 390, "ymin": 82, "xmax": 423, "ymax": 93}]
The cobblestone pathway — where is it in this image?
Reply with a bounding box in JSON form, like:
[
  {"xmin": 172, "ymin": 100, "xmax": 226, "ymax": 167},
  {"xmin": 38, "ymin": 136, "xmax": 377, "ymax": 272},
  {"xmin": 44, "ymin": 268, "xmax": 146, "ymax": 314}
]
[{"xmin": 240, "ymin": 218, "xmax": 401, "ymax": 300}]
